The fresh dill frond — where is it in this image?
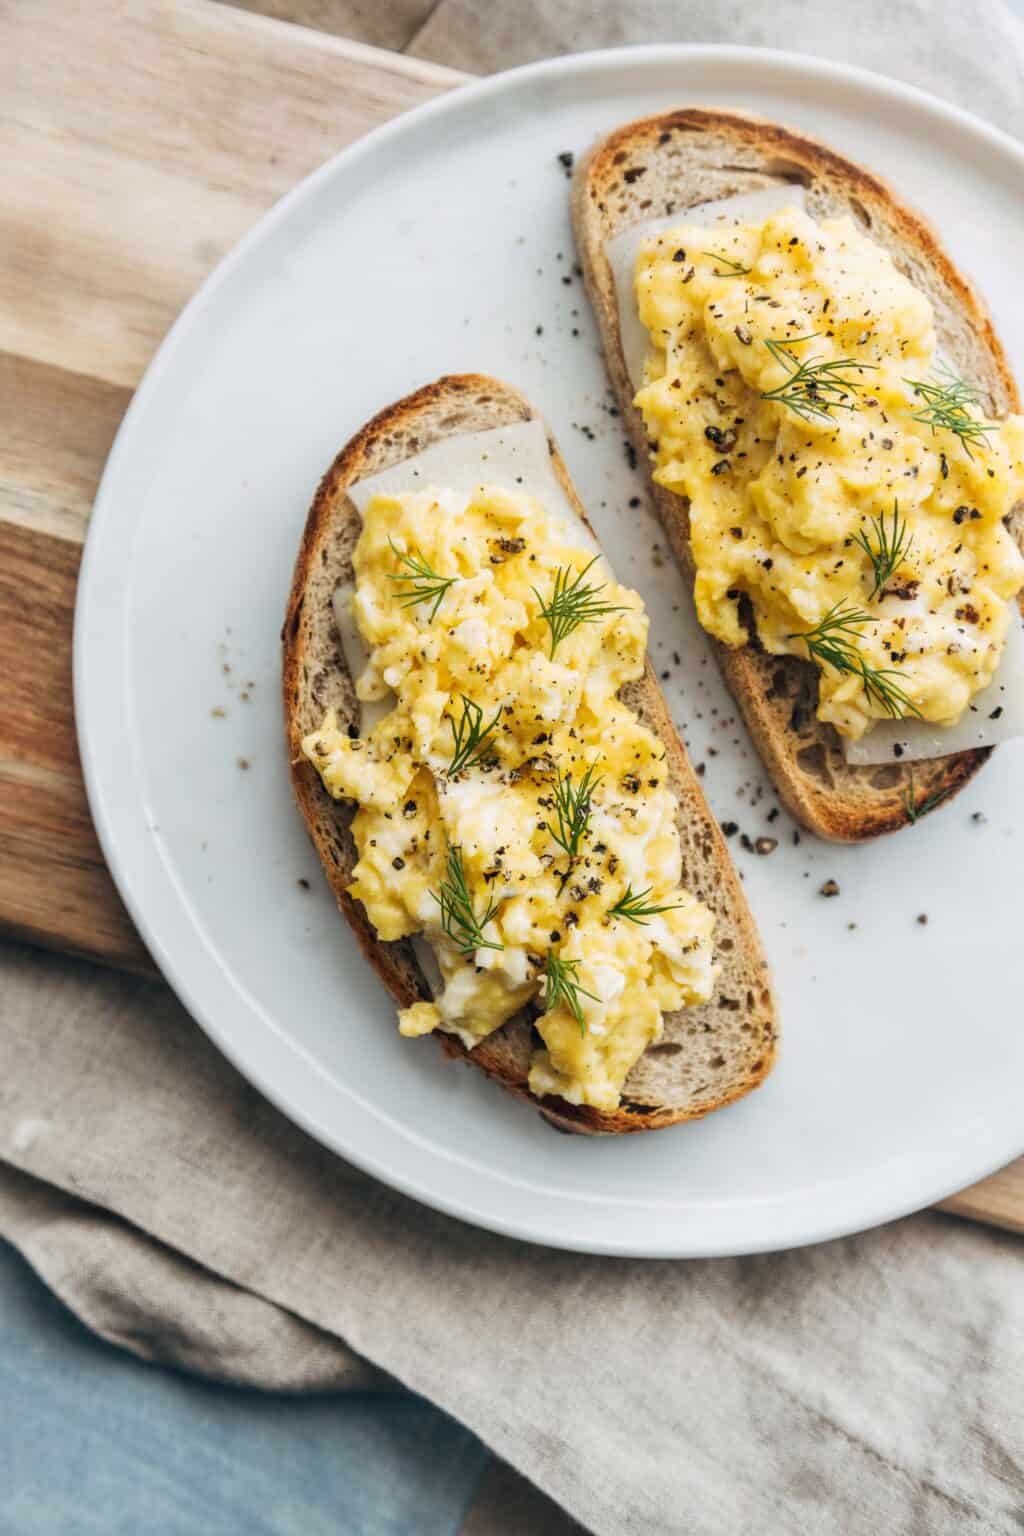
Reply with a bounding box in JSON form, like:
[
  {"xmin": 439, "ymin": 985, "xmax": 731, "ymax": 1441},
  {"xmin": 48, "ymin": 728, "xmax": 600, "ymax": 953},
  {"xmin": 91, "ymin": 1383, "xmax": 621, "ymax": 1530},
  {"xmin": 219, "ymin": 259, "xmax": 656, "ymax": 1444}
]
[
  {"xmin": 904, "ymin": 370, "xmax": 997, "ymax": 459},
  {"xmin": 607, "ymin": 884, "xmax": 681, "ymax": 925},
  {"xmin": 702, "ymin": 249, "xmax": 751, "ymax": 277},
  {"xmin": 760, "ymin": 335, "xmax": 877, "ymax": 424},
  {"xmin": 549, "ymin": 760, "xmax": 602, "ymax": 861},
  {"xmin": 902, "ymin": 767, "xmax": 951, "ymax": 826},
  {"xmin": 387, "ymin": 537, "xmax": 458, "ymax": 620},
  {"xmin": 542, "ymin": 951, "xmax": 599, "ymax": 1036},
  {"xmin": 789, "ymin": 602, "xmax": 923, "ymax": 720},
  {"xmin": 533, "ymin": 556, "xmax": 627, "ymax": 658},
  {"xmin": 446, "ymin": 694, "xmax": 503, "ymax": 776},
  {"xmin": 431, "ymin": 845, "xmax": 503, "ymax": 957},
  {"xmin": 852, "ymin": 501, "xmax": 914, "ymax": 599}
]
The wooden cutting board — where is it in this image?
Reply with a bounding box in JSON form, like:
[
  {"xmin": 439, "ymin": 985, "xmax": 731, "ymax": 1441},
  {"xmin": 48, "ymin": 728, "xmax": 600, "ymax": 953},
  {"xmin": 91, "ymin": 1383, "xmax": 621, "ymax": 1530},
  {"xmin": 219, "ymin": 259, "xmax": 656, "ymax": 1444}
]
[{"xmin": 1, "ymin": 0, "xmax": 1019, "ymax": 1235}]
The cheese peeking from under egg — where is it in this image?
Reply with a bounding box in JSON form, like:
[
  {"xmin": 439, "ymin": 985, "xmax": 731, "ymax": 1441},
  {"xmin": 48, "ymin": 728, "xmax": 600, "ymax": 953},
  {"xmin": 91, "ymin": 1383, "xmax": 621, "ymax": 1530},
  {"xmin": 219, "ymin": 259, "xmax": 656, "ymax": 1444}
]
[
  {"xmin": 617, "ymin": 198, "xmax": 1024, "ymax": 754},
  {"xmin": 301, "ymin": 430, "xmax": 716, "ymax": 1112}
]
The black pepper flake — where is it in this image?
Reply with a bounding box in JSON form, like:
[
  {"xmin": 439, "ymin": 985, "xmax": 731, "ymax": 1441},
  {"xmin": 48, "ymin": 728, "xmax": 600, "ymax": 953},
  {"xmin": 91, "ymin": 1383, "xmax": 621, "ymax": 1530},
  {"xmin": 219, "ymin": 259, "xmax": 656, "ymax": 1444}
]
[
  {"xmin": 557, "ymin": 151, "xmax": 574, "ymax": 172},
  {"xmin": 972, "ymin": 811, "xmax": 987, "ymax": 824},
  {"xmin": 721, "ymin": 821, "xmax": 739, "ymax": 838},
  {"xmin": 755, "ymin": 837, "xmax": 778, "ymax": 856},
  {"xmin": 403, "ymin": 800, "xmax": 417, "ymax": 818},
  {"xmin": 629, "ymin": 496, "xmax": 641, "ymax": 508},
  {"xmin": 734, "ymin": 325, "xmax": 752, "ymax": 346},
  {"xmin": 740, "ymin": 833, "xmax": 755, "ymax": 853},
  {"xmin": 672, "ymin": 248, "xmax": 687, "ymax": 263},
  {"xmin": 297, "ymin": 878, "xmax": 310, "ymax": 890},
  {"xmin": 705, "ymin": 424, "xmax": 737, "ymax": 452},
  {"xmin": 820, "ymin": 879, "xmax": 840, "ymax": 898},
  {"xmin": 711, "ymin": 459, "xmax": 731, "ymax": 476},
  {"xmin": 392, "ymin": 857, "xmax": 405, "ymax": 871},
  {"xmin": 916, "ymin": 913, "xmax": 928, "ymax": 926},
  {"xmin": 347, "ymin": 723, "xmax": 359, "ymax": 739},
  {"xmin": 989, "ymin": 706, "xmax": 1004, "ymax": 719}
]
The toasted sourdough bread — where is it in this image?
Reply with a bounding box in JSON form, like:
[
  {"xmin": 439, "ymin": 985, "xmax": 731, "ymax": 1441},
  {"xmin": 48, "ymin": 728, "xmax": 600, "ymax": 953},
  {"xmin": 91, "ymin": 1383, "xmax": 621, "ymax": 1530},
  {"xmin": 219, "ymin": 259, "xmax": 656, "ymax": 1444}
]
[
  {"xmin": 282, "ymin": 375, "xmax": 778, "ymax": 1134},
  {"xmin": 573, "ymin": 109, "xmax": 1024, "ymax": 842}
]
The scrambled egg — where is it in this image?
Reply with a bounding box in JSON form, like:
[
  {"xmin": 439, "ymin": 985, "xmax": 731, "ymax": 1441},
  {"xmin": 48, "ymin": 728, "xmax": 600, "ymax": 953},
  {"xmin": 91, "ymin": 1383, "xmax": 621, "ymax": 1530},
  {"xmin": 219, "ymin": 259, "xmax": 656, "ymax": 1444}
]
[
  {"xmin": 302, "ymin": 483, "xmax": 715, "ymax": 1111},
  {"xmin": 634, "ymin": 206, "xmax": 1024, "ymax": 739}
]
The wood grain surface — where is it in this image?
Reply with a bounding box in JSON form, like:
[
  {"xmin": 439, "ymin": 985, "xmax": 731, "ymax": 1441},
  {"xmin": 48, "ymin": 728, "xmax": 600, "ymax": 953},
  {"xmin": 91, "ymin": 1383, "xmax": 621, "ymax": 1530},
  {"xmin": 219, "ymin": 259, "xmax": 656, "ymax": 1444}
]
[
  {"xmin": 0, "ymin": 0, "xmax": 1018, "ymax": 1230},
  {"xmin": 0, "ymin": 0, "xmax": 461, "ymax": 976}
]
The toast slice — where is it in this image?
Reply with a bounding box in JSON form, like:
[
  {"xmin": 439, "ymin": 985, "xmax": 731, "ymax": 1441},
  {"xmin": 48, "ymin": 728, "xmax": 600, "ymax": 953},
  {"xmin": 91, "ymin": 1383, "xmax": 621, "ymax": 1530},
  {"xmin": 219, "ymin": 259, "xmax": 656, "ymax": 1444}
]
[
  {"xmin": 573, "ymin": 109, "xmax": 1024, "ymax": 841},
  {"xmin": 282, "ymin": 375, "xmax": 778, "ymax": 1134}
]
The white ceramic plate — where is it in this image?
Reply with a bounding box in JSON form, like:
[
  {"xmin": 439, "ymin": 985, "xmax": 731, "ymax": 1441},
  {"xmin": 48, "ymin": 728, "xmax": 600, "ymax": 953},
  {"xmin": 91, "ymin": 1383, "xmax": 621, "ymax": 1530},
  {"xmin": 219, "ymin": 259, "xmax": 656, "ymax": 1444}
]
[{"xmin": 75, "ymin": 47, "xmax": 1024, "ymax": 1257}]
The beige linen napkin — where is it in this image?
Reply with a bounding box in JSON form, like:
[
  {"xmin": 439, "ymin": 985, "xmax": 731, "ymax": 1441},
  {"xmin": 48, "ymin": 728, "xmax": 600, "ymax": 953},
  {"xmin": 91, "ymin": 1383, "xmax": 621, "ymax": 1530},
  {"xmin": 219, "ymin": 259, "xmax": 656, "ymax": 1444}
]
[
  {"xmin": 2, "ymin": 941, "xmax": 1022, "ymax": 1534},
  {"xmin": 2, "ymin": 1, "xmax": 1024, "ymax": 1531}
]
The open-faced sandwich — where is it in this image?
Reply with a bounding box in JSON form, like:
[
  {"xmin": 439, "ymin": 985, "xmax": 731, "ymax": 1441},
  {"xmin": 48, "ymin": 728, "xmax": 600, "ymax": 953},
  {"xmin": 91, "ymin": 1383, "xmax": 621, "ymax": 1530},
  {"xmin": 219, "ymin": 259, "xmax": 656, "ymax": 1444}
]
[
  {"xmin": 283, "ymin": 375, "xmax": 777, "ymax": 1133},
  {"xmin": 573, "ymin": 110, "xmax": 1024, "ymax": 839}
]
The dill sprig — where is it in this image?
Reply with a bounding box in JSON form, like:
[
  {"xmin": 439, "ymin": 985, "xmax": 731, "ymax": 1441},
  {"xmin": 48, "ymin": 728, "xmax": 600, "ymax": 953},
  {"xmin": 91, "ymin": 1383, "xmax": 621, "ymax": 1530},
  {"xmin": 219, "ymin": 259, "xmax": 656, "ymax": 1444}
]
[
  {"xmin": 387, "ymin": 537, "xmax": 458, "ymax": 620},
  {"xmin": 702, "ymin": 249, "xmax": 751, "ymax": 277},
  {"xmin": 431, "ymin": 845, "xmax": 503, "ymax": 957},
  {"xmin": 852, "ymin": 501, "xmax": 914, "ymax": 599},
  {"xmin": 760, "ymin": 335, "xmax": 877, "ymax": 424},
  {"xmin": 789, "ymin": 602, "xmax": 923, "ymax": 720},
  {"xmin": 549, "ymin": 760, "xmax": 602, "ymax": 861},
  {"xmin": 533, "ymin": 556, "xmax": 627, "ymax": 658},
  {"xmin": 446, "ymin": 694, "xmax": 503, "ymax": 776},
  {"xmin": 542, "ymin": 951, "xmax": 599, "ymax": 1037},
  {"xmin": 607, "ymin": 884, "xmax": 682, "ymax": 925},
  {"xmin": 902, "ymin": 767, "xmax": 952, "ymax": 826},
  {"xmin": 904, "ymin": 370, "xmax": 997, "ymax": 459}
]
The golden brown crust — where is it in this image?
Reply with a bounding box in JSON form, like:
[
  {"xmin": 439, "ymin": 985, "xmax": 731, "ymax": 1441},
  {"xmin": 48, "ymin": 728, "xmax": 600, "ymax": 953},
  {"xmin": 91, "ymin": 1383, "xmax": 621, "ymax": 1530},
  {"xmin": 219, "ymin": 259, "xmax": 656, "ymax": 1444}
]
[
  {"xmin": 282, "ymin": 374, "xmax": 778, "ymax": 1133},
  {"xmin": 572, "ymin": 108, "xmax": 1020, "ymax": 841}
]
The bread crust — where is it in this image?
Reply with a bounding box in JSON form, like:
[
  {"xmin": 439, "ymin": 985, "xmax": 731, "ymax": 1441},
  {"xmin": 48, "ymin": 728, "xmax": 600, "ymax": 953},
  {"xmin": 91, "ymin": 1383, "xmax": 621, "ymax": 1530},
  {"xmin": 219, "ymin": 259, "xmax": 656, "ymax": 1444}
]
[
  {"xmin": 282, "ymin": 374, "xmax": 778, "ymax": 1134},
  {"xmin": 572, "ymin": 108, "xmax": 1022, "ymax": 841}
]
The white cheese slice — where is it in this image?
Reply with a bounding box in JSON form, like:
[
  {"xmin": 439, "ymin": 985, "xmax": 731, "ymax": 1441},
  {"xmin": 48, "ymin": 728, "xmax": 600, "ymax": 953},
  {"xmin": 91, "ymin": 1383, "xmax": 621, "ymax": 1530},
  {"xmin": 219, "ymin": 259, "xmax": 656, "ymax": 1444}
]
[
  {"xmin": 347, "ymin": 418, "xmax": 598, "ymax": 555},
  {"xmin": 411, "ymin": 936, "xmax": 443, "ymax": 999},
  {"xmin": 330, "ymin": 583, "xmax": 392, "ymax": 733},
  {"xmin": 844, "ymin": 606, "xmax": 1024, "ymax": 765},
  {"xmin": 604, "ymin": 186, "xmax": 1023, "ymax": 766},
  {"xmin": 605, "ymin": 183, "xmax": 807, "ymax": 388},
  {"xmin": 334, "ymin": 421, "xmax": 601, "ymax": 732}
]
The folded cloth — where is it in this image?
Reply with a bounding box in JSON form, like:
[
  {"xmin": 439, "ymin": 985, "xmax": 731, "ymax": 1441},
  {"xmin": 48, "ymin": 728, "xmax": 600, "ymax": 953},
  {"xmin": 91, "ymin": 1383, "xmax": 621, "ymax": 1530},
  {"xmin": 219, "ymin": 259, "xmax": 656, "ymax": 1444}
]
[
  {"xmin": 410, "ymin": 0, "xmax": 1024, "ymax": 141},
  {"xmin": 1, "ymin": 940, "xmax": 1022, "ymax": 1535},
  {"xmin": 3, "ymin": 2, "xmax": 1024, "ymax": 1532}
]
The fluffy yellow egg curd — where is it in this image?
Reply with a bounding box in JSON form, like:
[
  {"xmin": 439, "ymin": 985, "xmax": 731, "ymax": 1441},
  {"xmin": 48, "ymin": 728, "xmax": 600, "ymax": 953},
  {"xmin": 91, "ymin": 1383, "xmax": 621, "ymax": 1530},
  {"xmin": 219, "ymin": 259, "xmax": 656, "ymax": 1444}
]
[
  {"xmin": 633, "ymin": 205, "xmax": 1024, "ymax": 740},
  {"xmin": 302, "ymin": 482, "xmax": 715, "ymax": 1111}
]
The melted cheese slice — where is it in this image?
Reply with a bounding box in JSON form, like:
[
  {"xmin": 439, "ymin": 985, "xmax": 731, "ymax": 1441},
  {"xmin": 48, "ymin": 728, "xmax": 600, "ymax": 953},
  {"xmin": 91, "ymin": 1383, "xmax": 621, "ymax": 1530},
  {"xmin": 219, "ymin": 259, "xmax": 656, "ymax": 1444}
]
[
  {"xmin": 607, "ymin": 184, "xmax": 807, "ymax": 388},
  {"xmin": 605, "ymin": 187, "xmax": 1024, "ymax": 767},
  {"xmin": 347, "ymin": 419, "xmax": 596, "ymax": 550},
  {"xmin": 334, "ymin": 420, "xmax": 598, "ymax": 734}
]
